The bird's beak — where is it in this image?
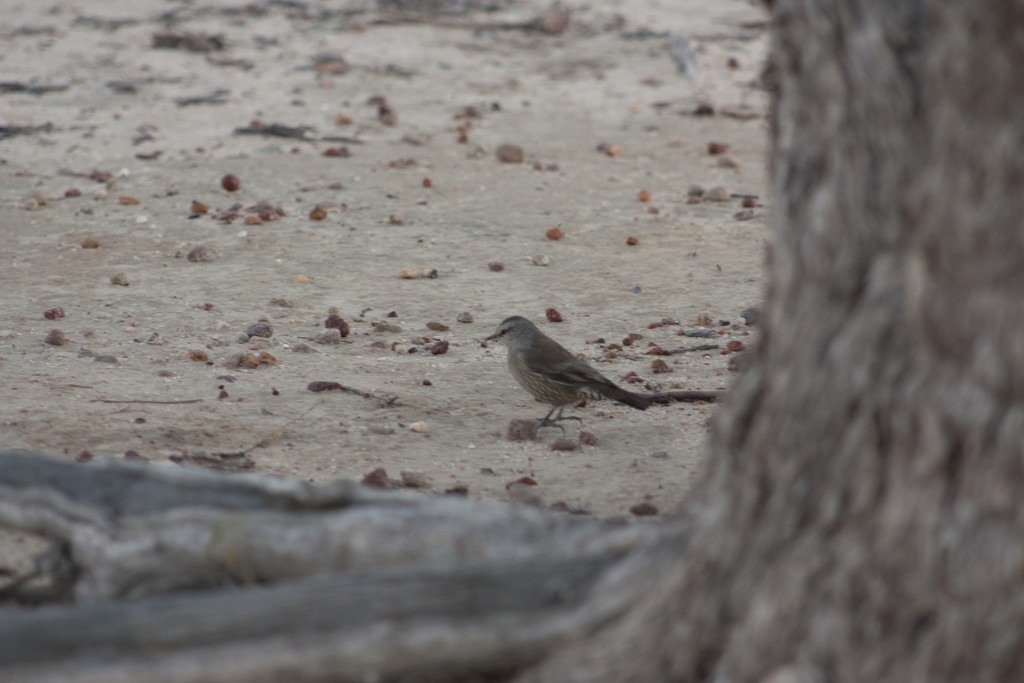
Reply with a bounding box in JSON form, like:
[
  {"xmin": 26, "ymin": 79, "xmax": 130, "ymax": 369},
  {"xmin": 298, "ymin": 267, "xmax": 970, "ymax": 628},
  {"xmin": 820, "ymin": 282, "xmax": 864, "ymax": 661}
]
[{"xmin": 484, "ymin": 331, "xmax": 498, "ymax": 341}]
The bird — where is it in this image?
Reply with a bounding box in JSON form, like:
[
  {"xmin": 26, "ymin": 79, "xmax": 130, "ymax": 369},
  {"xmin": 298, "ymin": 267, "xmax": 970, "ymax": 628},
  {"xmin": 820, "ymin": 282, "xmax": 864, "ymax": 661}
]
[{"xmin": 485, "ymin": 315, "xmax": 649, "ymax": 430}]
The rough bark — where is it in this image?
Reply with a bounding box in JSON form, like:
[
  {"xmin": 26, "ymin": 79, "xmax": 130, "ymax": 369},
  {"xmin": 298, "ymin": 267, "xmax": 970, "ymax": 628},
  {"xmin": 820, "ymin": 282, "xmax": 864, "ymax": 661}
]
[{"xmin": 521, "ymin": 1, "xmax": 1024, "ymax": 681}]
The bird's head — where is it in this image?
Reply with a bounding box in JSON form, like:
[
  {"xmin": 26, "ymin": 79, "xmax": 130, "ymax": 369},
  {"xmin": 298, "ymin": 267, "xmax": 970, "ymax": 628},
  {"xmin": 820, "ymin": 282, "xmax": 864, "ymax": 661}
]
[{"xmin": 485, "ymin": 316, "xmax": 535, "ymax": 344}]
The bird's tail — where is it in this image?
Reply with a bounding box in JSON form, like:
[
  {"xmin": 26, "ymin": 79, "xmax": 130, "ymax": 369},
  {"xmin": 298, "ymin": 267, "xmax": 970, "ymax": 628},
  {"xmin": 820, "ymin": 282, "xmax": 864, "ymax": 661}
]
[{"xmin": 600, "ymin": 384, "xmax": 649, "ymax": 410}]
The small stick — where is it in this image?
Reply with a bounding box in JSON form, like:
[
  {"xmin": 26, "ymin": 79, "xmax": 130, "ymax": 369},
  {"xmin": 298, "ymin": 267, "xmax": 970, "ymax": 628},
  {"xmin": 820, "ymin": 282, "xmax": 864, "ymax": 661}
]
[{"xmin": 90, "ymin": 398, "xmax": 203, "ymax": 404}]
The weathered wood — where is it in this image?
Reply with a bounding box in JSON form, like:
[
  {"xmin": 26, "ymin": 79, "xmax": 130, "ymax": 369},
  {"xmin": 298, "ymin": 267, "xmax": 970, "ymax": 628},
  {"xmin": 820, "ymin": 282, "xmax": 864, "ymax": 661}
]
[
  {"xmin": 0, "ymin": 550, "xmax": 669, "ymax": 683},
  {"xmin": 0, "ymin": 451, "xmax": 668, "ymax": 602},
  {"xmin": 0, "ymin": 451, "xmax": 683, "ymax": 683}
]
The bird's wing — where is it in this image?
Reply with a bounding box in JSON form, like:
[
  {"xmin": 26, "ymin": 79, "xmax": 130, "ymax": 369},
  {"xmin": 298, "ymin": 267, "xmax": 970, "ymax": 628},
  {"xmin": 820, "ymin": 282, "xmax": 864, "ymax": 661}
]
[{"xmin": 541, "ymin": 359, "xmax": 614, "ymax": 388}]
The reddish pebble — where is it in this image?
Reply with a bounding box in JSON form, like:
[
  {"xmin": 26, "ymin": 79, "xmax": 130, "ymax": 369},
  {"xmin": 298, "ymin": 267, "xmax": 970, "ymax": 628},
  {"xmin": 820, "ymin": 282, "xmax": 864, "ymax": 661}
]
[
  {"xmin": 422, "ymin": 177, "xmax": 433, "ymax": 188},
  {"xmin": 488, "ymin": 262, "xmax": 505, "ymax": 272},
  {"xmin": 637, "ymin": 189, "xmax": 651, "ymax": 202},
  {"xmin": 505, "ymin": 476, "xmax": 538, "ymax": 489},
  {"xmin": 630, "ymin": 502, "xmax": 659, "ymax": 516},
  {"xmin": 506, "ymin": 419, "xmax": 538, "ymax": 442},
  {"xmin": 545, "ymin": 226, "xmax": 564, "ymax": 240},
  {"xmin": 221, "ymin": 174, "xmax": 241, "ymax": 192},
  {"xmin": 43, "ymin": 307, "xmax": 65, "ymax": 320},
  {"xmin": 362, "ymin": 468, "xmax": 394, "ymax": 489},
  {"xmin": 430, "ymin": 340, "xmax": 449, "ymax": 355},
  {"xmin": 65, "ymin": 188, "xmax": 82, "ymax": 198},
  {"xmin": 651, "ymin": 359, "xmax": 673, "ymax": 374},
  {"xmin": 726, "ymin": 340, "xmax": 745, "ymax": 352},
  {"xmin": 323, "ymin": 146, "xmax": 350, "ymax": 157},
  {"xmin": 707, "ymin": 142, "xmax": 729, "ymax": 155},
  {"xmin": 271, "ymin": 387, "xmax": 280, "ymax": 396},
  {"xmin": 324, "ymin": 314, "xmax": 350, "ymax": 337},
  {"xmin": 426, "ymin": 321, "xmax": 450, "ymax": 331},
  {"xmin": 124, "ymin": 450, "xmax": 146, "ymax": 461},
  {"xmin": 309, "ymin": 206, "xmax": 328, "ymax": 220},
  {"xmin": 545, "ymin": 308, "xmax": 563, "ymax": 322},
  {"xmin": 44, "ymin": 329, "xmax": 67, "ymax": 346},
  {"xmin": 626, "ymin": 236, "xmax": 639, "ymax": 246},
  {"xmin": 579, "ymin": 431, "xmax": 599, "ymax": 446},
  {"xmin": 118, "ymin": 195, "xmax": 140, "ymax": 205},
  {"xmin": 75, "ymin": 451, "xmax": 93, "ymax": 462},
  {"xmin": 741, "ymin": 197, "xmax": 758, "ymax": 208},
  {"xmin": 549, "ymin": 438, "xmax": 578, "ymax": 452}
]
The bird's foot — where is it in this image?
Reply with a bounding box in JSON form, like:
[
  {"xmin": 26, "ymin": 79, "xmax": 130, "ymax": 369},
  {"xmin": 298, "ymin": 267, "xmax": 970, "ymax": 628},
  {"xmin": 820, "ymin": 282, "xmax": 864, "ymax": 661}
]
[{"xmin": 536, "ymin": 408, "xmax": 583, "ymax": 433}]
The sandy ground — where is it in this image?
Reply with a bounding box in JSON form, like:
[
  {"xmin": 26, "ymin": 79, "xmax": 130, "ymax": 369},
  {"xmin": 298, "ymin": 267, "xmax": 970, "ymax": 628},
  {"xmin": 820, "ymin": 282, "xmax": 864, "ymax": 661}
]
[{"xmin": 0, "ymin": 0, "xmax": 768, "ymax": 540}]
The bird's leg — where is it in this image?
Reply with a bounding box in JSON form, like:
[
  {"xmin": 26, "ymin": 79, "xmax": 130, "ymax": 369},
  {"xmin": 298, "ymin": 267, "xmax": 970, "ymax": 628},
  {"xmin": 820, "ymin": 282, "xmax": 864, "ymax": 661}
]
[
  {"xmin": 536, "ymin": 407, "xmax": 567, "ymax": 433},
  {"xmin": 536, "ymin": 407, "xmax": 583, "ymax": 432}
]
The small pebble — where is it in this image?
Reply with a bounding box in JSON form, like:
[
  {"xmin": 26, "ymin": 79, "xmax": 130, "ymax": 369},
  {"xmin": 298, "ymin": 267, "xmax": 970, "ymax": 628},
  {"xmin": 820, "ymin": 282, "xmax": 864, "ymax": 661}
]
[
  {"xmin": 741, "ymin": 307, "xmax": 760, "ymax": 326},
  {"xmin": 456, "ymin": 311, "xmax": 474, "ymax": 323},
  {"xmin": 430, "ymin": 340, "xmax": 449, "ymax": 355},
  {"xmin": 579, "ymin": 431, "xmax": 598, "ymax": 446},
  {"xmin": 375, "ymin": 322, "xmax": 402, "ymax": 334},
  {"xmin": 324, "ymin": 314, "xmax": 350, "ymax": 337},
  {"xmin": 186, "ymin": 245, "xmax": 216, "ymax": 262},
  {"xmin": 246, "ymin": 322, "xmax": 273, "ymax": 338},
  {"xmin": 528, "ymin": 254, "xmax": 551, "ymax": 266},
  {"xmin": 309, "ymin": 206, "xmax": 328, "ymax": 221},
  {"xmin": 426, "ymin": 321, "xmax": 449, "ymax": 331},
  {"xmin": 726, "ymin": 340, "xmax": 745, "ymax": 352},
  {"xmin": 44, "ymin": 329, "xmax": 67, "ymax": 346},
  {"xmin": 110, "ymin": 272, "xmax": 130, "ymax": 286},
  {"xmin": 539, "ymin": 7, "xmax": 570, "ymax": 34},
  {"xmin": 630, "ymin": 502, "xmax": 659, "ymax": 516},
  {"xmin": 315, "ymin": 329, "xmax": 342, "ymax": 344},
  {"xmin": 549, "ymin": 438, "xmax": 578, "ymax": 452},
  {"xmin": 187, "ymin": 349, "xmax": 209, "ymax": 362},
  {"xmin": 626, "ymin": 236, "xmax": 639, "ymax": 246},
  {"xmin": 651, "ymin": 359, "xmax": 673, "ymax": 373},
  {"xmin": 409, "ymin": 421, "xmax": 428, "ymax": 433},
  {"xmin": 686, "ymin": 184, "xmax": 705, "ymax": 197},
  {"xmin": 190, "ymin": 200, "xmax": 209, "ymax": 214},
  {"xmin": 81, "ymin": 238, "xmax": 100, "ymax": 249},
  {"xmin": 506, "ymin": 419, "xmax": 537, "ymax": 442},
  {"xmin": 545, "ymin": 226, "xmax": 564, "ymax": 240},
  {"xmin": 388, "ymin": 212, "xmax": 406, "ymax": 226},
  {"xmin": 488, "ymin": 262, "xmax": 505, "ymax": 272},
  {"xmin": 637, "ymin": 189, "xmax": 651, "ymax": 202},
  {"xmin": 717, "ymin": 156, "xmax": 740, "ymax": 169},
  {"xmin": 399, "ymin": 267, "xmax": 421, "ymax": 279},
  {"xmin": 496, "ymin": 144, "xmax": 524, "ymax": 163},
  {"xmin": 93, "ymin": 355, "xmax": 118, "ymax": 364},
  {"xmin": 704, "ymin": 186, "xmax": 730, "ymax": 202},
  {"xmin": 545, "ymin": 308, "xmax": 563, "ymax": 322},
  {"xmin": 221, "ymin": 174, "xmax": 240, "ymax": 192},
  {"xmin": 651, "ymin": 450, "xmax": 669, "ymax": 459},
  {"xmin": 400, "ymin": 470, "xmax": 430, "ymax": 488},
  {"xmin": 43, "ymin": 307, "xmax": 65, "ymax": 320},
  {"xmin": 707, "ymin": 142, "xmax": 729, "ymax": 155},
  {"xmin": 362, "ymin": 468, "xmax": 394, "ymax": 489}
]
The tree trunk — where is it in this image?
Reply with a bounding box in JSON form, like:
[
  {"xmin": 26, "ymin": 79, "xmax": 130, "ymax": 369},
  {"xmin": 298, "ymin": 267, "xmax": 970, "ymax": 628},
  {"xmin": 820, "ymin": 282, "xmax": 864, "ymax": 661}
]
[
  {"xmin": 4, "ymin": 2, "xmax": 1023, "ymax": 682},
  {"xmin": 521, "ymin": 1, "xmax": 1024, "ymax": 681}
]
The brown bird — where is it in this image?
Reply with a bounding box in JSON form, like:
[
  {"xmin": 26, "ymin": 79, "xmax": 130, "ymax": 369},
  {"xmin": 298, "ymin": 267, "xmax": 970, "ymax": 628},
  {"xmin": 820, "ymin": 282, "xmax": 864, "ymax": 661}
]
[{"xmin": 485, "ymin": 315, "xmax": 649, "ymax": 430}]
